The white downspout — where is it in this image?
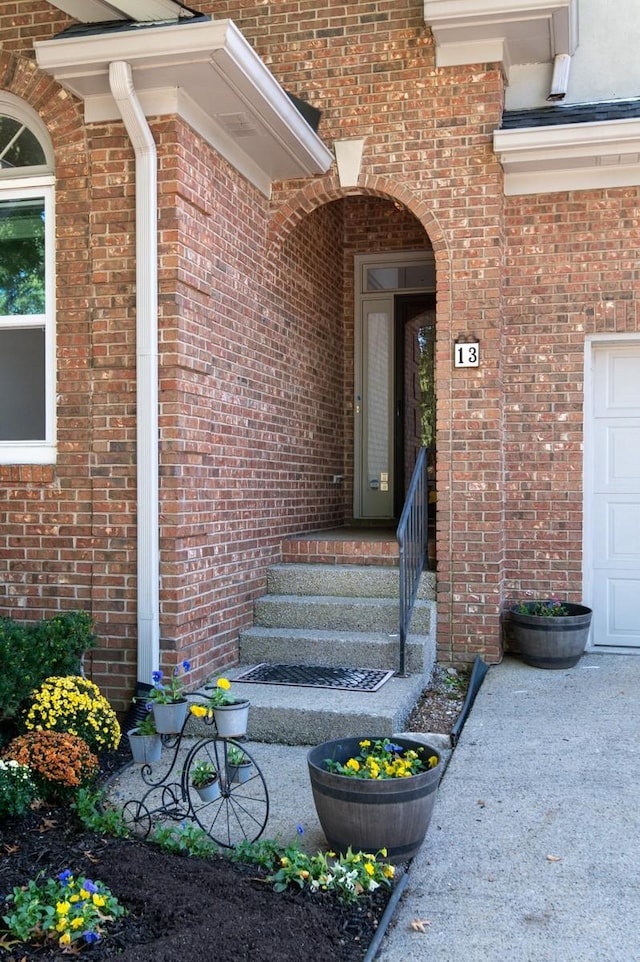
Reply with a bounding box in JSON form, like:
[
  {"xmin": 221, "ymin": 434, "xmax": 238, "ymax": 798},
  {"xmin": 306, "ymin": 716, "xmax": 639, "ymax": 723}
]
[{"xmin": 109, "ymin": 60, "xmax": 160, "ymax": 685}]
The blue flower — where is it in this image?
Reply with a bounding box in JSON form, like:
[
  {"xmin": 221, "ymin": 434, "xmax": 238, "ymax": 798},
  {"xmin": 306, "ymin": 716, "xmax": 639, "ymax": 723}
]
[
  {"xmin": 297, "ymin": 824, "xmax": 305, "ymax": 835},
  {"xmin": 82, "ymin": 879, "xmax": 98, "ymax": 894},
  {"xmin": 57, "ymin": 869, "xmax": 73, "ymax": 887},
  {"xmin": 152, "ymin": 670, "xmax": 163, "ymax": 684},
  {"xmin": 182, "ymin": 660, "xmax": 191, "ymax": 672},
  {"xmin": 83, "ymin": 931, "xmax": 101, "ymax": 943}
]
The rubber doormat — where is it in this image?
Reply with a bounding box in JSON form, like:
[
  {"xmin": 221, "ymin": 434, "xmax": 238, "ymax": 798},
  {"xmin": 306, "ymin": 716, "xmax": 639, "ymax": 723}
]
[{"xmin": 233, "ymin": 663, "xmax": 395, "ymax": 692}]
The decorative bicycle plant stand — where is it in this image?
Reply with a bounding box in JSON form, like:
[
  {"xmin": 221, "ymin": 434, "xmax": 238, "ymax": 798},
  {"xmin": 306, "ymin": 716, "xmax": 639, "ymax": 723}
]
[{"xmin": 120, "ymin": 709, "xmax": 269, "ymax": 849}]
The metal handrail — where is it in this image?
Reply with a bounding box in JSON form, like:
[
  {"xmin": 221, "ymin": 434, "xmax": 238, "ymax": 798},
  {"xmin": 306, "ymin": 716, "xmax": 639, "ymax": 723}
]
[{"xmin": 396, "ymin": 447, "xmax": 429, "ymax": 676}]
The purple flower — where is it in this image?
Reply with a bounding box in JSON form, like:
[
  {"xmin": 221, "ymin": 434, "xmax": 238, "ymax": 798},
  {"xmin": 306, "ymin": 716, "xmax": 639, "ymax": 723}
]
[{"xmin": 82, "ymin": 879, "xmax": 98, "ymax": 894}]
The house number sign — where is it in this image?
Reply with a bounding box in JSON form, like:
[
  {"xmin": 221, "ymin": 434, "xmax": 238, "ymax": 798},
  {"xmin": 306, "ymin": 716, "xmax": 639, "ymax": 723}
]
[{"xmin": 454, "ymin": 341, "xmax": 479, "ymax": 368}]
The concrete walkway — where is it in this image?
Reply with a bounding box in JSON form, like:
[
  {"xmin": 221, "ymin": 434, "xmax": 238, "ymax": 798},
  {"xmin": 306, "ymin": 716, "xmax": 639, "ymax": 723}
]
[
  {"xmin": 377, "ymin": 654, "xmax": 640, "ymax": 962},
  {"xmin": 108, "ymin": 653, "xmax": 640, "ymax": 960}
]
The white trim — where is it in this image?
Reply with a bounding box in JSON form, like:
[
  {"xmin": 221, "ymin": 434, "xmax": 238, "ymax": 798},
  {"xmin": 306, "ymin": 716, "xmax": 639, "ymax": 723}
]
[
  {"xmin": 494, "ymin": 117, "xmax": 640, "ymax": 195},
  {"xmin": 0, "ymin": 92, "xmax": 55, "ymax": 177},
  {"xmin": 583, "ymin": 334, "xmax": 640, "ymax": 653},
  {"xmin": 424, "ymin": 0, "xmax": 578, "ymax": 76},
  {"xmin": 0, "ymin": 183, "xmax": 56, "ymax": 465}
]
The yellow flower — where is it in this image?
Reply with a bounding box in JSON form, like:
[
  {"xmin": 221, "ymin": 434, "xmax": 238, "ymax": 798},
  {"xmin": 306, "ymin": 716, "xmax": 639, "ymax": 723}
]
[
  {"xmin": 79, "ymin": 888, "xmax": 90, "ymax": 900},
  {"xmin": 345, "ymin": 758, "xmax": 360, "ymax": 772},
  {"xmin": 364, "ymin": 862, "xmax": 375, "ymax": 877},
  {"xmin": 56, "ymin": 901, "xmax": 70, "ymax": 916},
  {"xmin": 56, "ymin": 917, "xmax": 69, "ymax": 932},
  {"xmin": 359, "ymin": 739, "xmax": 371, "ymax": 748},
  {"xmin": 71, "ymin": 917, "xmax": 84, "ymax": 929},
  {"xmin": 190, "ymin": 704, "xmax": 207, "ymax": 718},
  {"xmin": 59, "ymin": 932, "xmax": 71, "ymax": 946},
  {"xmin": 92, "ymin": 894, "xmax": 106, "ymax": 907},
  {"xmin": 428, "ymin": 755, "xmax": 438, "ymax": 768},
  {"xmin": 217, "ymin": 677, "xmax": 231, "ymax": 691},
  {"xmin": 383, "ymin": 864, "xmax": 395, "ymax": 878}
]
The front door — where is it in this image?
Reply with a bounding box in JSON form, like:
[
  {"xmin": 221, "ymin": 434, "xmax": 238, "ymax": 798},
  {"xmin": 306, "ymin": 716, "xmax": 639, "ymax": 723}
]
[
  {"xmin": 587, "ymin": 340, "xmax": 640, "ymax": 648},
  {"xmin": 354, "ymin": 252, "xmax": 435, "ymax": 520}
]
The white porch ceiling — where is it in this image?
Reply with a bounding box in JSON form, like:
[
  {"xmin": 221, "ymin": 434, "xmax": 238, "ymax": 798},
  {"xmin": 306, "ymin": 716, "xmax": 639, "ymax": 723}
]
[{"xmin": 35, "ymin": 17, "xmax": 332, "ymax": 196}]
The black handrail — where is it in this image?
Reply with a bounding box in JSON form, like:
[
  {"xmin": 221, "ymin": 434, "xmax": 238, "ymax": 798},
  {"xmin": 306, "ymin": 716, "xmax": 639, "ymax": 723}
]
[{"xmin": 396, "ymin": 447, "xmax": 429, "ymax": 676}]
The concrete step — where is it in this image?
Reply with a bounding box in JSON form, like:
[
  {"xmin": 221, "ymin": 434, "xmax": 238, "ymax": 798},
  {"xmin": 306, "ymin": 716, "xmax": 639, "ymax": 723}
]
[
  {"xmin": 186, "ymin": 668, "xmax": 431, "ymax": 745},
  {"xmin": 239, "ymin": 625, "xmax": 433, "ymax": 674},
  {"xmin": 254, "ymin": 595, "xmax": 434, "ymax": 634},
  {"xmin": 267, "ymin": 563, "xmax": 436, "ymax": 600}
]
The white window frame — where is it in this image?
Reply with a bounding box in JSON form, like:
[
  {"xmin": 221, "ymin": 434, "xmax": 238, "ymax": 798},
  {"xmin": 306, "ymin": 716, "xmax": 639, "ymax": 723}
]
[{"xmin": 0, "ymin": 94, "xmax": 55, "ymax": 465}]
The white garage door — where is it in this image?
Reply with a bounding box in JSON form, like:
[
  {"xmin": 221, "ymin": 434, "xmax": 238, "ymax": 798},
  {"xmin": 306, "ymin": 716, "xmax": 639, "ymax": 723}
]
[{"xmin": 588, "ymin": 342, "xmax": 640, "ymax": 649}]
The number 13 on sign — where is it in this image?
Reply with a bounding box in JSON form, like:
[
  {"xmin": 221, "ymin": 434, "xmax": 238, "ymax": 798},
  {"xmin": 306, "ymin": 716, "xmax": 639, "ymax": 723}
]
[{"xmin": 454, "ymin": 342, "xmax": 479, "ymax": 367}]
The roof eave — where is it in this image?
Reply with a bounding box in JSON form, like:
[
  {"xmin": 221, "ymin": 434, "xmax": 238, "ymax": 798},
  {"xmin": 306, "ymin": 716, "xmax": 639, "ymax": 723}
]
[{"xmin": 34, "ymin": 18, "xmax": 332, "ymax": 196}]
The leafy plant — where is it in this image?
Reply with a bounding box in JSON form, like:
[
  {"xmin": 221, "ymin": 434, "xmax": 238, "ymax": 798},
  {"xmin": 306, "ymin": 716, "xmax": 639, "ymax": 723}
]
[
  {"xmin": 513, "ymin": 598, "xmax": 570, "ymax": 617},
  {"xmin": 1, "ymin": 869, "xmax": 126, "ymax": 951},
  {"xmin": 147, "ymin": 661, "xmax": 191, "ymax": 705},
  {"xmin": 226, "ymin": 745, "xmax": 248, "ymax": 767},
  {"xmin": 22, "ymin": 675, "xmax": 121, "ymax": 753},
  {"xmin": 265, "ymin": 843, "xmax": 396, "ymax": 905},
  {"xmin": 150, "ymin": 821, "xmax": 218, "ymax": 858},
  {"xmin": 324, "ymin": 738, "xmax": 439, "ymax": 780},
  {"xmin": 3, "ymin": 730, "xmax": 99, "ymax": 803},
  {"xmin": 0, "ymin": 759, "xmax": 37, "ymax": 818},
  {"xmin": 72, "ymin": 788, "xmax": 130, "ymax": 838},
  {"xmin": 191, "ymin": 759, "xmax": 218, "ymax": 788},
  {"xmin": 133, "ymin": 710, "xmax": 157, "ymax": 736},
  {"xmin": 0, "ymin": 611, "xmax": 96, "ymax": 722}
]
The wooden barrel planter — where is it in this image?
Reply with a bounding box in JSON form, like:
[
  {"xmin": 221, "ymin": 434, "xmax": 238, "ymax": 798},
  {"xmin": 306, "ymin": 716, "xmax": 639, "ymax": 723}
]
[
  {"xmin": 307, "ymin": 736, "xmax": 442, "ymax": 864},
  {"xmin": 509, "ymin": 603, "xmax": 593, "ymax": 670}
]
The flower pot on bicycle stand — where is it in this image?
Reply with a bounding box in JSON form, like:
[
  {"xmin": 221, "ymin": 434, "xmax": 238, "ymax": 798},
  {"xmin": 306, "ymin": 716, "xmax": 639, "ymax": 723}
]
[
  {"xmin": 128, "ymin": 729, "xmax": 162, "ymax": 764},
  {"xmin": 194, "ymin": 777, "xmax": 221, "ymax": 803},
  {"xmin": 151, "ymin": 700, "xmax": 188, "ymax": 734},
  {"xmin": 212, "ymin": 700, "xmax": 250, "ymax": 738}
]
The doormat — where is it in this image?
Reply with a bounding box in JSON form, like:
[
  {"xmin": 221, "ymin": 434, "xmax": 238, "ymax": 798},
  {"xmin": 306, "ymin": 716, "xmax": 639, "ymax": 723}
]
[{"xmin": 232, "ymin": 663, "xmax": 395, "ymax": 692}]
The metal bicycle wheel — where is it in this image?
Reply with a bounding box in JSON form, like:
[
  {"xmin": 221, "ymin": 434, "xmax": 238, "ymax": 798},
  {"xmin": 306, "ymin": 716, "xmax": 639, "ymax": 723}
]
[
  {"xmin": 121, "ymin": 799, "xmax": 152, "ymax": 838},
  {"xmin": 184, "ymin": 738, "xmax": 269, "ymax": 848}
]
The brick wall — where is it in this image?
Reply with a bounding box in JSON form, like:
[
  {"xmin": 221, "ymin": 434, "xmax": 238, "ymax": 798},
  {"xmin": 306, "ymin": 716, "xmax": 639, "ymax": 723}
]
[{"xmin": 5, "ymin": 1, "xmax": 637, "ymax": 701}]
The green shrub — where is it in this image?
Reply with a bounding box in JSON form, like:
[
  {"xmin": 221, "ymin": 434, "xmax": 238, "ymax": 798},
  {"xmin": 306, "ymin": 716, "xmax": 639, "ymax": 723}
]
[{"xmin": 0, "ymin": 611, "xmax": 96, "ymax": 721}]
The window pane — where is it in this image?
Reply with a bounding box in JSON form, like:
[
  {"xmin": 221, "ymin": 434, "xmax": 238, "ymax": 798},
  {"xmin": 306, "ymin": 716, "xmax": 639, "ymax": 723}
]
[
  {"xmin": 0, "ymin": 197, "xmax": 45, "ymax": 314},
  {"xmin": 366, "ymin": 262, "xmax": 435, "ymax": 291},
  {"xmin": 0, "ymin": 116, "xmax": 46, "ymax": 169},
  {"xmin": 0, "ymin": 328, "xmax": 46, "ymax": 440}
]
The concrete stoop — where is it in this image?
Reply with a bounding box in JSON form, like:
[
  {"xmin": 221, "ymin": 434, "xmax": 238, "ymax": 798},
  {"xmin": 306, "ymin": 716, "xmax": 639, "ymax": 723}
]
[{"xmin": 187, "ymin": 557, "xmax": 437, "ymax": 745}]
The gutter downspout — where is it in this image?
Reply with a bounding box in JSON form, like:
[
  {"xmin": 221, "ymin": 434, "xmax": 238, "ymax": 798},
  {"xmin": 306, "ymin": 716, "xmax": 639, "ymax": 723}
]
[{"xmin": 109, "ymin": 60, "xmax": 160, "ymax": 685}]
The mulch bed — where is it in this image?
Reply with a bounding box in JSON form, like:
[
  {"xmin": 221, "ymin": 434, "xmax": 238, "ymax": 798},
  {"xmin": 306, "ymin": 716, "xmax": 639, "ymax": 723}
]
[{"xmin": 0, "ymin": 794, "xmax": 390, "ymax": 961}]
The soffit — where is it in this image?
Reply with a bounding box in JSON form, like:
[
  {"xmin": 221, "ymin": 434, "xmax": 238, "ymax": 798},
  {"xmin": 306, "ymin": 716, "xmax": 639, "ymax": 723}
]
[
  {"xmin": 424, "ymin": 0, "xmax": 578, "ymax": 76},
  {"xmin": 34, "ymin": 18, "xmax": 332, "ymax": 197}
]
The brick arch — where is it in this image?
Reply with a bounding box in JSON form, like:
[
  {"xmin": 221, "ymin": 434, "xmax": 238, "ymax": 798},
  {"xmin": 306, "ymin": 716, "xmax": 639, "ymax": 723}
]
[
  {"xmin": 0, "ymin": 49, "xmax": 87, "ymax": 165},
  {"xmin": 268, "ymin": 173, "xmax": 448, "ymax": 261}
]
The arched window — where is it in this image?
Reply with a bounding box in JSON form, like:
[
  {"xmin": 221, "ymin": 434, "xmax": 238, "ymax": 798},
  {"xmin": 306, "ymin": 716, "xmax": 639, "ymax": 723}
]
[{"xmin": 0, "ymin": 95, "xmax": 55, "ymax": 464}]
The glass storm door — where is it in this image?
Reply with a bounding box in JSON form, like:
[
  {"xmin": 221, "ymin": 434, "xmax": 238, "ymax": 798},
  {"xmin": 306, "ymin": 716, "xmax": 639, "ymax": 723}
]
[{"xmin": 355, "ymin": 295, "xmax": 395, "ymax": 518}]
